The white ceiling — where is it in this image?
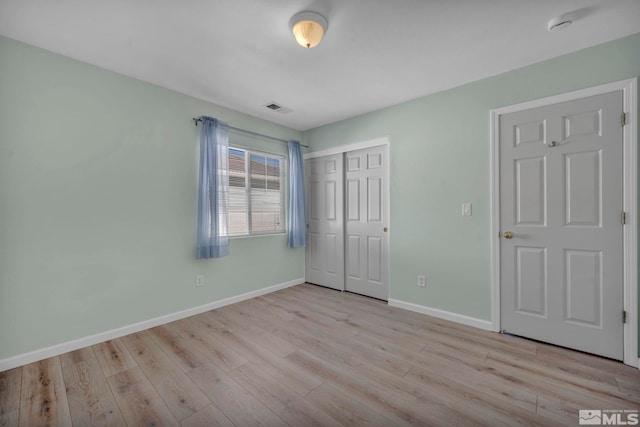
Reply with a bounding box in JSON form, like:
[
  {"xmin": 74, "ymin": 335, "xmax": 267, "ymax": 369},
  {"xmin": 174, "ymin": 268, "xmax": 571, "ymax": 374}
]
[{"xmin": 1, "ymin": 1, "xmax": 639, "ymax": 131}]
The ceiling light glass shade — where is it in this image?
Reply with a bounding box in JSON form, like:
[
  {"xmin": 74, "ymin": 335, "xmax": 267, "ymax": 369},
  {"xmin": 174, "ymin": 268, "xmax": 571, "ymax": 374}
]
[
  {"xmin": 289, "ymin": 11, "xmax": 328, "ymax": 48},
  {"xmin": 292, "ymin": 20, "xmax": 324, "ymax": 48}
]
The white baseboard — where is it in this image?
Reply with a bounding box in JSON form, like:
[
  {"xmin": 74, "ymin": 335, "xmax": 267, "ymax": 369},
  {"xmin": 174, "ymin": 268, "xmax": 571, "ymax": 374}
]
[
  {"xmin": 0, "ymin": 277, "xmax": 304, "ymax": 372},
  {"xmin": 388, "ymin": 299, "xmax": 494, "ymax": 331}
]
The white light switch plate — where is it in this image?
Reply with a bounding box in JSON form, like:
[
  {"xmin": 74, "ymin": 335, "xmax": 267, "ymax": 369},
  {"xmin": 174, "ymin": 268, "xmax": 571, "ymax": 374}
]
[{"xmin": 462, "ymin": 203, "xmax": 472, "ymax": 216}]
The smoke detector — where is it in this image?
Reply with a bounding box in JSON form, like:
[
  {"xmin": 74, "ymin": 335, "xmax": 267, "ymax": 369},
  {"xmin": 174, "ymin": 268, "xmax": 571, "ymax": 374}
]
[{"xmin": 548, "ymin": 16, "xmax": 572, "ymax": 32}]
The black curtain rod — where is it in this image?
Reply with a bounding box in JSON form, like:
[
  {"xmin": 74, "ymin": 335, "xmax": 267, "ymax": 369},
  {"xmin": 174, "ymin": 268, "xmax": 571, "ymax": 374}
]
[{"xmin": 192, "ymin": 117, "xmax": 308, "ymax": 148}]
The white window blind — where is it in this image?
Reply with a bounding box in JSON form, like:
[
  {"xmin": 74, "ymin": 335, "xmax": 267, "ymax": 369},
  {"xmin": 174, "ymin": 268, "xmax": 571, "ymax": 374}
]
[{"xmin": 228, "ymin": 147, "xmax": 285, "ymax": 236}]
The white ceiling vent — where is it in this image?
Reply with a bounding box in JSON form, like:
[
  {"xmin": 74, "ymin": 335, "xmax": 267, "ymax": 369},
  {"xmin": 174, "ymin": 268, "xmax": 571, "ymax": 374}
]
[{"xmin": 264, "ymin": 102, "xmax": 293, "ymax": 114}]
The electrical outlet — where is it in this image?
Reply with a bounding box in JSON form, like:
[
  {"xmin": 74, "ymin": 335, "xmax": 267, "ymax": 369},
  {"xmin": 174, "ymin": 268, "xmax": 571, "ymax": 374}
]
[
  {"xmin": 196, "ymin": 275, "xmax": 204, "ymax": 287},
  {"xmin": 418, "ymin": 275, "xmax": 426, "ymax": 287}
]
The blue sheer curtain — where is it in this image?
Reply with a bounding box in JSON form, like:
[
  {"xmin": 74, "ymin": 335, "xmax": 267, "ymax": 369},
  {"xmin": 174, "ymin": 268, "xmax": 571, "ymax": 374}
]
[
  {"xmin": 196, "ymin": 116, "xmax": 230, "ymax": 259},
  {"xmin": 287, "ymin": 140, "xmax": 306, "ymax": 248}
]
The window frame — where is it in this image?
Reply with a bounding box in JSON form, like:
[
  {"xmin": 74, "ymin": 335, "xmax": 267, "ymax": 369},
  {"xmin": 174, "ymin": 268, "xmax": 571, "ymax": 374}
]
[{"xmin": 228, "ymin": 145, "xmax": 287, "ymax": 238}]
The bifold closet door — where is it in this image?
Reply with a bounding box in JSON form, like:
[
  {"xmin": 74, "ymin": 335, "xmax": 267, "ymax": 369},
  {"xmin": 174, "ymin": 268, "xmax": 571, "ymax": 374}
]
[
  {"xmin": 305, "ymin": 154, "xmax": 345, "ymax": 291},
  {"xmin": 344, "ymin": 146, "xmax": 389, "ymax": 300}
]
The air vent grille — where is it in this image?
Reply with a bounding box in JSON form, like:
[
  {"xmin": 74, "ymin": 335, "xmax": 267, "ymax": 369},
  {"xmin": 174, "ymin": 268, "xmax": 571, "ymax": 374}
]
[{"xmin": 263, "ymin": 102, "xmax": 293, "ymax": 114}]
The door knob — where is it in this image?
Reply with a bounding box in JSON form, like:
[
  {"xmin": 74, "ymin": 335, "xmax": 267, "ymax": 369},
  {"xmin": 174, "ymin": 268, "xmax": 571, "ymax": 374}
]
[
  {"xmin": 383, "ymin": 227, "xmax": 388, "ymax": 232},
  {"xmin": 503, "ymin": 231, "xmax": 514, "ymax": 239}
]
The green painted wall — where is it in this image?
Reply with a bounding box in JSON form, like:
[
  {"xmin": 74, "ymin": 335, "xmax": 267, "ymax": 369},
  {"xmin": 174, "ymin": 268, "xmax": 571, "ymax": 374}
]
[
  {"xmin": 304, "ymin": 33, "xmax": 640, "ymax": 329},
  {"xmin": 0, "ymin": 36, "xmax": 304, "ymax": 360},
  {"xmin": 2, "ymin": 31, "xmax": 639, "ymax": 363}
]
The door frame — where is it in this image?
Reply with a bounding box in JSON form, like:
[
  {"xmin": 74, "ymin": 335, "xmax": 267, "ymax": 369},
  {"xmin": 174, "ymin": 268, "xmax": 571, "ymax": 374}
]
[
  {"xmin": 304, "ymin": 136, "xmax": 391, "ymax": 300},
  {"xmin": 489, "ymin": 78, "xmax": 638, "ymax": 368}
]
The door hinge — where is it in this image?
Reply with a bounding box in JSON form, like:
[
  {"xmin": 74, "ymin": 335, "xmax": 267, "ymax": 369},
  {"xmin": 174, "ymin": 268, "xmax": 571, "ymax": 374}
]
[
  {"xmin": 623, "ymin": 310, "xmax": 627, "ymax": 323},
  {"xmin": 621, "ymin": 211, "xmax": 626, "ymax": 225},
  {"xmin": 621, "ymin": 112, "xmax": 626, "ymax": 126}
]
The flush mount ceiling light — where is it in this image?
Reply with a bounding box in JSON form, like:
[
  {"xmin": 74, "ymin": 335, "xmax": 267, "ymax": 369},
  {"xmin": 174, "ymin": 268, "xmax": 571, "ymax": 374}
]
[{"xmin": 289, "ymin": 11, "xmax": 328, "ymax": 48}]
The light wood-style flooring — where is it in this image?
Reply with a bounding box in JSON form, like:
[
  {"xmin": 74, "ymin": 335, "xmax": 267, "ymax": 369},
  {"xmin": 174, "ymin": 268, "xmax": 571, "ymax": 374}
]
[{"xmin": 1, "ymin": 283, "xmax": 639, "ymax": 426}]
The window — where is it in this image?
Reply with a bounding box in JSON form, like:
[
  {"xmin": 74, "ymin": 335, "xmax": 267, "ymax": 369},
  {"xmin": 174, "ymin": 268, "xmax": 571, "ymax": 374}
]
[{"xmin": 229, "ymin": 147, "xmax": 285, "ymax": 236}]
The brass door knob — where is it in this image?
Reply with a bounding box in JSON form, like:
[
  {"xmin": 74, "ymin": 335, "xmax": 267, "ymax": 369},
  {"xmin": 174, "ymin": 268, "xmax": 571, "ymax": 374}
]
[
  {"xmin": 383, "ymin": 227, "xmax": 388, "ymax": 232},
  {"xmin": 503, "ymin": 231, "xmax": 514, "ymax": 239}
]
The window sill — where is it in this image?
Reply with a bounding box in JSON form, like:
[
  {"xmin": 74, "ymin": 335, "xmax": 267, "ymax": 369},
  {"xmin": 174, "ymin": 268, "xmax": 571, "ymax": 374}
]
[{"xmin": 230, "ymin": 231, "xmax": 287, "ymax": 240}]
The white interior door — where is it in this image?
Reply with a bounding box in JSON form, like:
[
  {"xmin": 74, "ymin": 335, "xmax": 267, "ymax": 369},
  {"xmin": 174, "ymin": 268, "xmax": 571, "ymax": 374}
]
[
  {"xmin": 500, "ymin": 91, "xmax": 624, "ymax": 360},
  {"xmin": 345, "ymin": 145, "xmax": 389, "ymax": 300},
  {"xmin": 305, "ymin": 154, "xmax": 344, "ymax": 291}
]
